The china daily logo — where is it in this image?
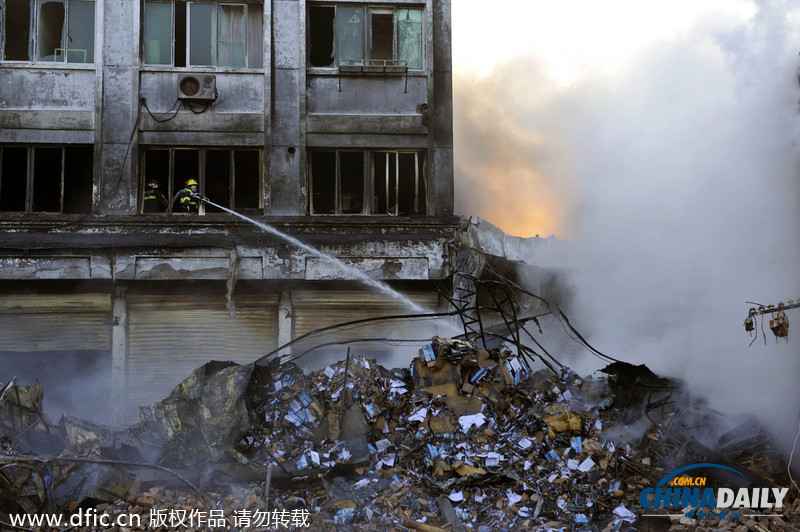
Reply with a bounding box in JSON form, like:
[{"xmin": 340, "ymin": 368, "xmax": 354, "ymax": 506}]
[{"xmin": 640, "ymin": 463, "xmax": 790, "ymax": 521}]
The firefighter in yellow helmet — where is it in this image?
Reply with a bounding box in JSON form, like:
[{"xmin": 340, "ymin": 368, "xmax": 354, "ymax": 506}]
[{"xmin": 175, "ymin": 178, "xmax": 204, "ymax": 213}]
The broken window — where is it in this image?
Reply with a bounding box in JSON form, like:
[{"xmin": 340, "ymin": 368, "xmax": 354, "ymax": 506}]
[
  {"xmin": 143, "ymin": 1, "xmax": 262, "ymax": 68},
  {"xmin": 0, "ymin": 145, "xmax": 93, "ymax": 213},
  {"xmin": 308, "ymin": 4, "xmax": 423, "ymax": 69},
  {"xmin": 2, "ymin": 0, "xmax": 94, "ymax": 62},
  {"xmin": 140, "ymin": 147, "xmax": 261, "ymax": 214},
  {"xmin": 308, "ymin": 149, "xmax": 425, "ymax": 216},
  {"xmin": 309, "ymin": 151, "xmax": 365, "ymax": 215}
]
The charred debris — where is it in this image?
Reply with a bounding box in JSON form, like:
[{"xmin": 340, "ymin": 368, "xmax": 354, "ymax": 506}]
[{"xmin": 1, "ymin": 261, "xmax": 798, "ymax": 531}]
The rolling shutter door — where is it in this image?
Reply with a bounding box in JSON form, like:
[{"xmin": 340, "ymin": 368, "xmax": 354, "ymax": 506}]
[
  {"xmin": 291, "ymin": 289, "xmax": 440, "ymax": 355},
  {"xmin": 0, "ymin": 294, "xmax": 111, "ymax": 352},
  {"xmin": 126, "ymin": 294, "xmax": 278, "ymax": 414}
]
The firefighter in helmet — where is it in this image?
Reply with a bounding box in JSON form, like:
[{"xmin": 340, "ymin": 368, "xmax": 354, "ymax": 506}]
[
  {"xmin": 142, "ymin": 179, "xmax": 168, "ymax": 213},
  {"xmin": 175, "ymin": 178, "xmax": 205, "ymax": 213}
]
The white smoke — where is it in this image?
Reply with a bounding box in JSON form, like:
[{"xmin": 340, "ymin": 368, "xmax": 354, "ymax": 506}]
[{"xmin": 454, "ymin": 0, "xmax": 800, "ymax": 450}]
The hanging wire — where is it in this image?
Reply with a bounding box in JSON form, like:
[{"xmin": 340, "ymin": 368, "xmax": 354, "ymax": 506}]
[{"xmin": 790, "ymin": 413, "xmax": 800, "ymax": 493}]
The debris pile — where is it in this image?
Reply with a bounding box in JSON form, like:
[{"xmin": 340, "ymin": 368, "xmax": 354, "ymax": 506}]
[{"xmin": 1, "ymin": 339, "xmax": 797, "ymax": 531}]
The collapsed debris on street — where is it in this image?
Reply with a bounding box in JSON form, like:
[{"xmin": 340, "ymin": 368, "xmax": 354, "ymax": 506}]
[{"xmin": 1, "ymin": 327, "xmax": 797, "ymax": 531}]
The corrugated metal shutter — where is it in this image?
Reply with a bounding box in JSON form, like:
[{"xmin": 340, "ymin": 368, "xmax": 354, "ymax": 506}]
[
  {"xmin": 126, "ymin": 294, "xmax": 278, "ymax": 415},
  {"xmin": 0, "ymin": 294, "xmax": 111, "ymax": 352},
  {"xmin": 291, "ymin": 289, "xmax": 440, "ymax": 355}
]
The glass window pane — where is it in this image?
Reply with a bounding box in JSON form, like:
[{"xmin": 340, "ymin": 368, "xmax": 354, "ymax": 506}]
[
  {"xmin": 0, "ymin": 147, "xmax": 28, "ymax": 211},
  {"xmin": 339, "ymin": 151, "xmax": 363, "ymax": 214},
  {"xmin": 369, "ymin": 9, "xmax": 393, "ymax": 61},
  {"xmin": 32, "ymin": 147, "xmax": 63, "ymax": 212},
  {"xmin": 38, "ymin": 0, "xmax": 66, "ymax": 61},
  {"xmin": 218, "ymin": 4, "xmax": 245, "ymax": 67},
  {"xmin": 205, "ymin": 149, "xmax": 230, "ymax": 211},
  {"xmin": 66, "ymin": 0, "xmax": 94, "ymax": 63},
  {"xmin": 309, "ymin": 5, "xmax": 334, "ymax": 67},
  {"xmin": 144, "ymin": 2, "xmax": 172, "ymax": 65},
  {"xmin": 336, "ymin": 6, "xmax": 363, "ymax": 65},
  {"xmin": 234, "ymin": 150, "xmax": 260, "ymax": 210},
  {"xmin": 5, "ymin": 0, "xmax": 31, "ymax": 60},
  {"xmin": 397, "ymin": 8, "xmax": 422, "ymax": 69},
  {"xmin": 310, "ymin": 152, "xmax": 335, "ymax": 214},
  {"xmin": 189, "ymin": 3, "xmax": 215, "ymax": 66},
  {"xmin": 63, "ymin": 146, "xmax": 92, "ymax": 213},
  {"xmin": 245, "ymin": 3, "xmax": 262, "ymax": 69}
]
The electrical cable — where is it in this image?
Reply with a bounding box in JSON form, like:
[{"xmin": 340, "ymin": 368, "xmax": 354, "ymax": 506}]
[
  {"xmin": 790, "ymin": 412, "xmax": 800, "ymax": 493},
  {"xmin": 141, "ymin": 97, "xmax": 181, "ymax": 123}
]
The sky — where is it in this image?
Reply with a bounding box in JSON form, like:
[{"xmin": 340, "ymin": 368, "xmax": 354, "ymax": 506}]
[{"xmin": 451, "ymin": 1, "xmax": 800, "ymax": 450}]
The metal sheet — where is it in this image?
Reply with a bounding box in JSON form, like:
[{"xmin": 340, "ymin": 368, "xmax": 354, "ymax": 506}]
[
  {"xmin": 125, "ymin": 293, "xmax": 278, "ymax": 416},
  {"xmin": 0, "ymin": 294, "xmax": 111, "ymax": 352},
  {"xmin": 291, "ymin": 289, "xmax": 440, "ymax": 353}
]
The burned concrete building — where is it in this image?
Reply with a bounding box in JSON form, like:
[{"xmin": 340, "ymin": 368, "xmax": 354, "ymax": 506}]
[{"xmin": 0, "ymin": 0, "xmax": 455, "ymax": 422}]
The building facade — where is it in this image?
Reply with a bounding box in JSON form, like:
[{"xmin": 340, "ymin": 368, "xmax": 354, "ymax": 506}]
[{"xmin": 0, "ymin": 0, "xmax": 456, "ymax": 421}]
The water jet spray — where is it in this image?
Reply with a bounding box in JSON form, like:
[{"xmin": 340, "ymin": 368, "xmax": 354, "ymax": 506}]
[{"xmin": 197, "ymin": 197, "xmax": 430, "ymax": 314}]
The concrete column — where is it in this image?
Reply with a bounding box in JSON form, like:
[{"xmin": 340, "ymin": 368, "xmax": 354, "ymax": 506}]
[
  {"xmin": 432, "ymin": 0, "xmax": 454, "ymax": 217},
  {"xmin": 277, "ymin": 288, "xmax": 293, "ymax": 357},
  {"xmin": 269, "ymin": 0, "xmax": 303, "ymax": 214},
  {"xmin": 110, "ymin": 286, "xmax": 128, "ymax": 423}
]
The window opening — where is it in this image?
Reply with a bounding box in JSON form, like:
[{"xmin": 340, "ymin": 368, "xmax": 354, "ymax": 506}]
[
  {"xmin": 32, "ymin": 147, "xmax": 63, "ymax": 212},
  {"xmin": 144, "ymin": 1, "xmax": 260, "ymax": 68},
  {"xmin": 310, "ymin": 151, "xmax": 335, "ymax": 215},
  {"xmin": 3, "ymin": 0, "xmax": 94, "ymax": 63},
  {"xmin": 234, "ymin": 150, "xmax": 260, "ymax": 210},
  {"xmin": 308, "ymin": 5, "xmax": 334, "ymax": 67},
  {"xmin": 339, "ymin": 151, "xmax": 364, "ymax": 214},
  {"xmin": 205, "ymin": 149, "xmax": 231, "ymax": 212},
  {"xmin": 63, "ymin": 146, "xmax": 93, "ymax": 213},
  {"xmin": 37, "ymin": 0, "xmax": 66, "ymax": 61},
  {"xmin": 309, "ymin": 5, "xmax": 423, "ymax": 69},
  {"xmin": 369, "ymin": 8, "xmax": 393, "ymax": 61},
  {"xmin": 141, "ymin": 147, "xmax": 261, "ymax": 214},
  {"xmin": 308, "ymin": 149, "xmax": 424, "ymax": 216},
  {"xmin": 0, "ymin": 146, "xmax": 92, "ymax": 214},
  {"xmin": 0, "ymin": 147, "xmax": 28, "ymax": 211},
  {"xmin": 5, "ymin": 0, "xmax": 32, "ymax": 60}
]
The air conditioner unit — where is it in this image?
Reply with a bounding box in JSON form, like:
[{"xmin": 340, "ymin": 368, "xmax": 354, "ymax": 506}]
[{"xmin": 178, "ymin": 74, "xmax": 217, "ymax": 101}]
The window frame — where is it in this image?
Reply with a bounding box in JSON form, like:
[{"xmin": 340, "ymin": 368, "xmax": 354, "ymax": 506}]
[
  {"xmin": 308, "ymin": 148, "xmax": 426, "ymax": 216},
  {"xmin": 142, "ymin": 0, "xmax": 263, "ymax": 69},
  {"xmin": 307, "ymin": 3, "xmax": 425, "ymax": 71},
  {"xmin": 139, "ymin": 146, "xmax": 263, "ymax": 215},
  {"xmin": 1, "ymin": 0, "xmax": 96, "ymax": 64}
]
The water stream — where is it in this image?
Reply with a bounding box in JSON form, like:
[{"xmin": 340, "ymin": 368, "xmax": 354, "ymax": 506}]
[{"xmin": 201, "ymin": 198, "xmax": 430, "ymax": 314}]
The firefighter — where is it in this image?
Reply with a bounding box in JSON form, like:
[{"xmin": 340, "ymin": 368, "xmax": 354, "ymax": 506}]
[
  {"xmin": 175, "ymin": 178, "xmax": 204, "ymax": 213},
  {"xmin": 142, "ymin": 179, "xmax": 168, "ymax": 213}
]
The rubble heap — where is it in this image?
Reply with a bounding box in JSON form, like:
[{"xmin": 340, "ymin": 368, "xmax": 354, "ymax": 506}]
[{"xmin": 0, "ymin": 338, "xmax": 797, "ymax": 531}]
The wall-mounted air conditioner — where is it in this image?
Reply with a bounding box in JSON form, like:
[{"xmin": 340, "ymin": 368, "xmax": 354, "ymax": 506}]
[{"xmin": 178, "ymin": 74, "xmax": 217, "ymax": 101}]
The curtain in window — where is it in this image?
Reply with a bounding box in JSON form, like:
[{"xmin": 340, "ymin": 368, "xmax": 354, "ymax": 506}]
[
  {"xmin": 189, "ymin": 3, "xmax": 215, "ymax": 66},
  {"xmin": 218, "ymin": 4, "xmax": 245, "ymax": 67},
  {"xmin": 37, "ymin": 0, "xmax": 65, "ymax": 61},
  {"xmin": 144, "ymin": 2, "xmax": 172, "ymax": 64},
  {"xmin": 245, "ymin": 3, "xmax": 263, "ymax": 69},
  {"xmin": 67, "ymin": 0, "xmax": 94, "ymax": 63},
  {"xmin": 336, "ymin": 6, "xmax": 364, "ymax": 65},
  {"xmin": 397, "ymin": 8, "xmax": 422, "ymax": 69}
]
